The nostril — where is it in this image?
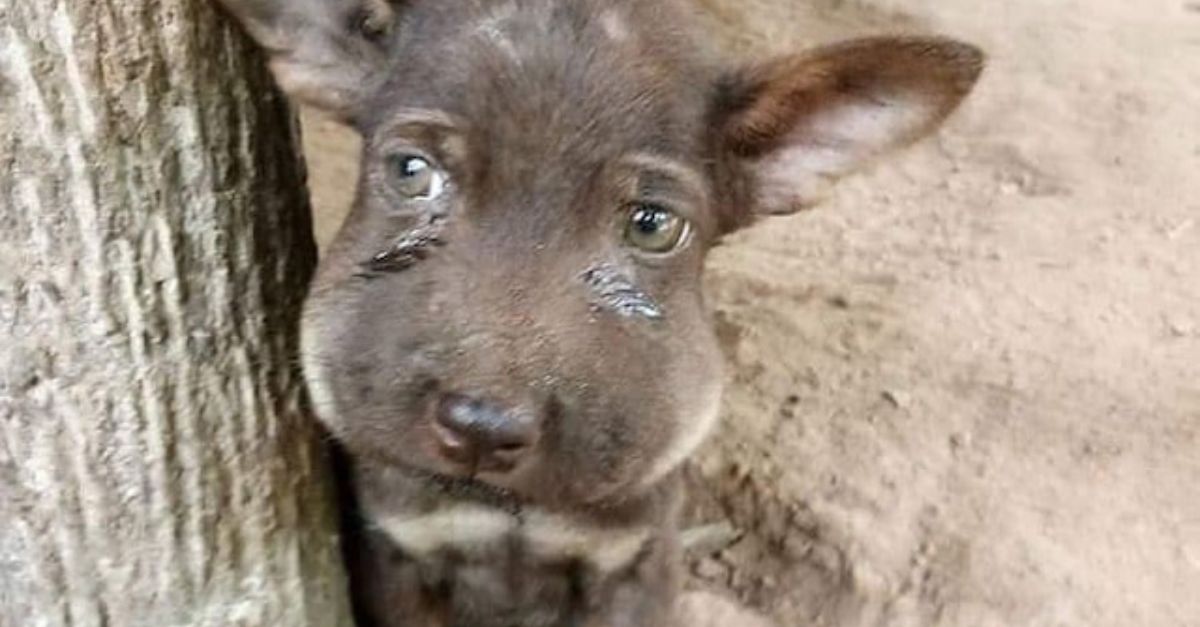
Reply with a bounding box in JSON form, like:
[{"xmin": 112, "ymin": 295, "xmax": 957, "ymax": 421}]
[{"xmin": 432, "ymin": 393, "xmax": 540, "ymax": 468}]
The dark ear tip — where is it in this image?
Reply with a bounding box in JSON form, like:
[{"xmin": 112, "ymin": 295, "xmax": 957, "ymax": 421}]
[
  {"xmin": 907, "ymin": 36, "xmax": 987, "ymax": 87},
  {"xmin": 861, "ymin": 36, "xmax": 985, "ymax": 107},
  {"xmin": 812, "ymin": 35, "xmax": 986, "ymax": 92},
  {"xmin": 937, "ymin": 39, "xmax": 987, "ymax": 83}
]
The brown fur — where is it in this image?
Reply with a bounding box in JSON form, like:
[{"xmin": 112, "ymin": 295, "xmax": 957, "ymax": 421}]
[{"xmin": 213, "ymin": 0, "xmax": 983, "ymax": 624}]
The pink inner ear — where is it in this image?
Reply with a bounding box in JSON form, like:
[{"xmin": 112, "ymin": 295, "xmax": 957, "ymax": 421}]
[
  {"xmin": 722, "ymin": 37, "xmax": 984, "ymax": 217},
  {"xmin": 752, "ymin": 90, "xmax": 937, "ymax": 213}
]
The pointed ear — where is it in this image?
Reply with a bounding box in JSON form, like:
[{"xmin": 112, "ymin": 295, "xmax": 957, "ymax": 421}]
[
  {"xmin": 714, "ymin": 37, "xmax": 984, "ymax": 218},
  {"xmin": 214, "ymin": 0, "xmax": 398, "ymax": 121}
]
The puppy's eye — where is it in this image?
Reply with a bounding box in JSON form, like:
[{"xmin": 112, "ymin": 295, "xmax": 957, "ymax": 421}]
[
  {"xmin": 623, "ymin": 204, "xmax": 690, "ymax": 254},
  {"xmin": 388, "ymin": 155, "xmax": 446, "ymax": 199}
]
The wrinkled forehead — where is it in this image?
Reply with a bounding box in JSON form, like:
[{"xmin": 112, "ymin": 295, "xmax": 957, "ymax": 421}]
[{"xmin": 366, "ymin": 0, "xmax": 711, "ymax": 160}]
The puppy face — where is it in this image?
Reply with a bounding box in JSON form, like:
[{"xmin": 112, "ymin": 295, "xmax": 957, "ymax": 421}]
[
  {"xmin": 304, "ymin": 1, "xmax": 725, "ymax": 505},
  {"xmin": 217, "ymin": 0, "xmax": 983, "ymax": 508}
]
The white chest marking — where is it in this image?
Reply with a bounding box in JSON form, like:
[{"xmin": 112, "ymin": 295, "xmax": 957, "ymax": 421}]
[{"xmin": 377, "ymin": 505, "xmax": 651, "ymax": 573}]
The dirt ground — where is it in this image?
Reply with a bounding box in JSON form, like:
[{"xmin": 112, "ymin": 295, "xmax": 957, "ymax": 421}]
[{"xmin": 298, "ymin": 1, "xmax": 1200, "ymax": 625}]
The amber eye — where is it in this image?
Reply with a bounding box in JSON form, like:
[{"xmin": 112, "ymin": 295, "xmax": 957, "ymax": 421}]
[
  {"xmin": 388, "ymin": 154, "xmax": 446, "ymax": 199},
  {"xmin": 623, "ymin": 204, "xmax": 690, "ymax": 254}
]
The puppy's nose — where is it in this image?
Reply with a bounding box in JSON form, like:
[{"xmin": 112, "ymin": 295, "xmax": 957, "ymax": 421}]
[{"xmin": 432, "ymin": 394, "xmax": 540, "ymax": 471}]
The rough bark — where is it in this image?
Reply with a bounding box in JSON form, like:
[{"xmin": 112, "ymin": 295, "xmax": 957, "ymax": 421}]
[{"xmin": 0, "ymin": 2, "xmax": 352, "ymax": 626}]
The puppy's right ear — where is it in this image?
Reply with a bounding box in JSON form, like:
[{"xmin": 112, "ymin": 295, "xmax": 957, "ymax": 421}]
[
  {"xmin": 214, "ymin": 0, "xmax": 398, "ymax": 121},
  {"xmin": 711, "ymin": 37, "xmax": 984, "ymax": 222}
]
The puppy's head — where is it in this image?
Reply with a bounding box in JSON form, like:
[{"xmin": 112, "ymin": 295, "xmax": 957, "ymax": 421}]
[{"xmin": 216, "ymin": 0, "xmax": 983, "ymax": 507}]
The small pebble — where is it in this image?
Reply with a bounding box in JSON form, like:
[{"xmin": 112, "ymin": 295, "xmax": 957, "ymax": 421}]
[
  {"xmin": 681, "ymin": 522, "xmax": 741, "ymax": 556},
  {"xmin": 1167, "ymin": 317, "xmax": 1195, "ymax": 337},
  {"xmin": 882, "ymin": 390, "xmax": 911, "ymax": 409},
  {"xmin": 828, "ymin": 294, "xmax": 851, "ymax": 309}
]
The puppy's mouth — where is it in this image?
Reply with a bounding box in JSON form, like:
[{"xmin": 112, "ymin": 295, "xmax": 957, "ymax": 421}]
[{"xmin": 398, "ymin": 461, "xmax": 525, "ymax": 511}]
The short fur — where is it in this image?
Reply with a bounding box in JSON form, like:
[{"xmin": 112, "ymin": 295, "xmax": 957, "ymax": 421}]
[{"xmin": 213, "ymin": 0, "xmax": 983, "ymax": 624}]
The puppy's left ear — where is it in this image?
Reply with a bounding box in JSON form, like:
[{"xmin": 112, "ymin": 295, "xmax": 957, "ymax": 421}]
[{"xmin": 713, "ymin": 37, "xmax": 984, "ymax": 221}]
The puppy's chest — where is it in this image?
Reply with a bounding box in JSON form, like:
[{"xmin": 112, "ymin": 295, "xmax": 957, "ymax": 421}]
[
  {"xmin": 381, "ymin": 505, "xmax": 651, "ymax": 568},
  {"xmin": 375, "ymin": 505, "xmax": 652, "ymax": 625}
]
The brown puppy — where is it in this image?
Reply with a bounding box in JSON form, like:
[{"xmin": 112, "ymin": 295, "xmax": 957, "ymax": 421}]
[{"xmin": 213, "ymin": 1, "xmax": 983, "ymax": 625}]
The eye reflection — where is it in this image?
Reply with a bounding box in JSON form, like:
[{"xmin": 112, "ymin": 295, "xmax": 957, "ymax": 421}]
[
  {"xmin": 623, "ymin": 204, "xmax": 689, "ymax": 254},
  {"xmin": 389, "ymin": 155, "xmax": 446, "ymax": 200}
]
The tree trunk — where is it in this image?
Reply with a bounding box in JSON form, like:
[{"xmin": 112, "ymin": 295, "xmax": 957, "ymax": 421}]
[{"xmin": 0, "ymin": 2, "xmax": 352, "ymax": 626}]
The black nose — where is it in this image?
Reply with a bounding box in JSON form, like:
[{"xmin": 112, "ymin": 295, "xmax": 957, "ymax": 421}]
[{"xmin": 432, "ymin": 394, "xmax": 540, "ymax": 471}]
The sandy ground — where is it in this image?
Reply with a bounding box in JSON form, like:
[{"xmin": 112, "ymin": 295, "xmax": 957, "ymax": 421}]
[{"xmin": 299, "ymin": 1, "xmax": 1200, "ymax": 625}]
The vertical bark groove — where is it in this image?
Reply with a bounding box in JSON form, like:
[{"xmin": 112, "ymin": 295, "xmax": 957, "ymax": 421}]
[{"xmin": 0, "ymin": 1, "xmax": 353, "ymax": 625}]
